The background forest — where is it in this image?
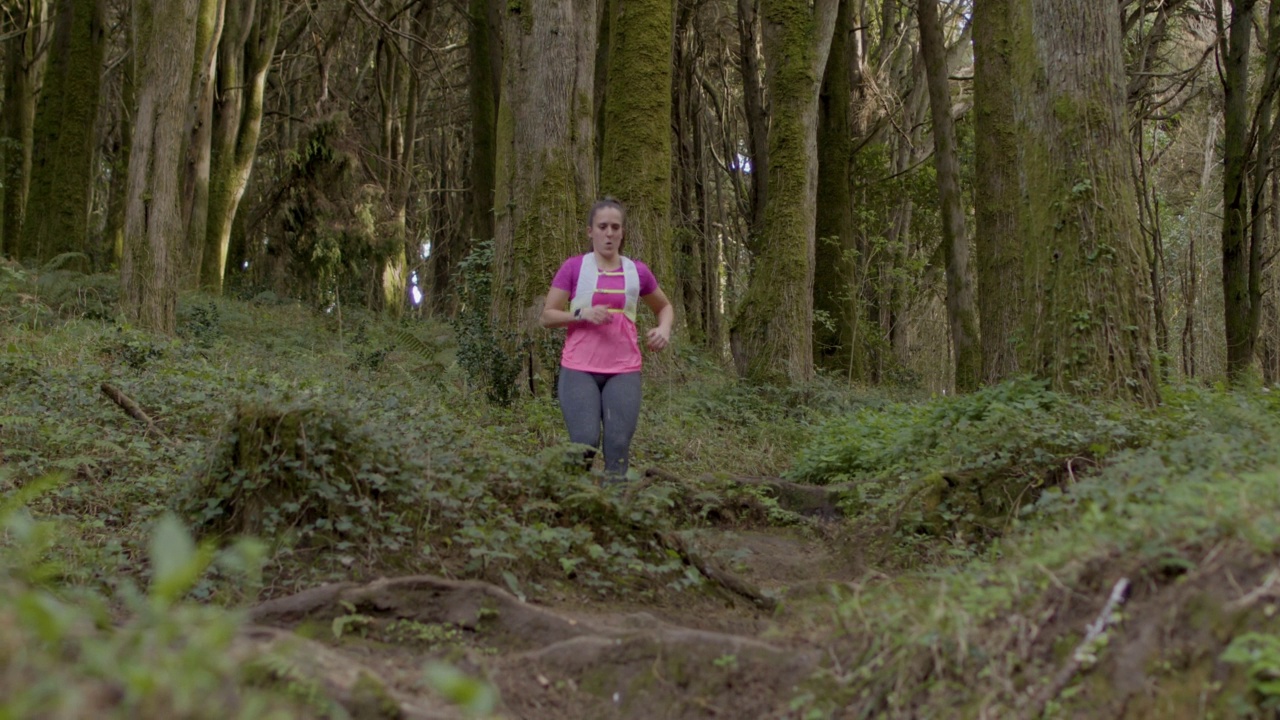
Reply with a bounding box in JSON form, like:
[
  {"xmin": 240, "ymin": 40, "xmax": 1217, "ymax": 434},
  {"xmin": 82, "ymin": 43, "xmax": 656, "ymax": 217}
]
[{"xmin": 4, "ymin": 0, "xmax": 1280, "ymax": 718}]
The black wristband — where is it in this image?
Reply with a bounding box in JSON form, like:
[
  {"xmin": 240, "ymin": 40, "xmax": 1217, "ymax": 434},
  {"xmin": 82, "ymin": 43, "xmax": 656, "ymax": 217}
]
[{"xmin": 573, "ymin": 308, "xmax": 582, "ymax": 320}]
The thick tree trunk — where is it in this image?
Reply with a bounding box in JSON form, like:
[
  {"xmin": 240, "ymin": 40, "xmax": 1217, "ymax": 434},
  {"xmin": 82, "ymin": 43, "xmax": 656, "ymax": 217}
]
[
  {"xmin": 19, "ymin": 0, "xmax": 105, "ymax": 265},
  {"xmin": 813, "ymin": 0, "xmax": 857, "ymax": 373},
  {"xmin": 1, "ymin": 0, "xmax": 43, "ymax": 257},
  {"xmin": 120, "ymin": 0, "xmax": 200, "ymax": 333},
  {"xmin": 491, "ymin": 0, "xmax": 598, "ymax": 333},
  {"xmin": 600, "ymin": 0, "xmax": 675, "ymax": 314},
  {"xmin": 918, "ymin": 0, "xmax": 980, "ymax": 392},
  {"xmin": 729, "ymin": 0, "xmax": 839, "ymax": 383},
  {"xmin": 200, "ymin": 0, "xmax": 281, "ymax": 293},
  {"xmin": 1017, "ymin": 0, "xmax": 1156, "ymax": 401},
  {"xmin": 972, "ymin": 0, "xmax": 1027, "ymax": 384}
]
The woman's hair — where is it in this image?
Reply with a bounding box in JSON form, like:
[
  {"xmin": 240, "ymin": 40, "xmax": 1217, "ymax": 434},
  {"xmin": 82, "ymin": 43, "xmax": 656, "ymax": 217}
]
[{"xmin": 587, "ymin": 197, "xmax": 627, "ymax": 228}]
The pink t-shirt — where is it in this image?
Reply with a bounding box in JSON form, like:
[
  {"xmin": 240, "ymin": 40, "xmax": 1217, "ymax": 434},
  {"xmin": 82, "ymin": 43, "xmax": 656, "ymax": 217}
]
[{"xmin": 551, "ymin": 254, "xmax": 659, "ymax": 374}]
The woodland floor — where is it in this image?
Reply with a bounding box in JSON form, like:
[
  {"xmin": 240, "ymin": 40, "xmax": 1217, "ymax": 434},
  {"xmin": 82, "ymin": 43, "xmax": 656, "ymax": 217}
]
[{"xmin": 238, "ymin": 500, "xmax": 865, "ymax": 720}]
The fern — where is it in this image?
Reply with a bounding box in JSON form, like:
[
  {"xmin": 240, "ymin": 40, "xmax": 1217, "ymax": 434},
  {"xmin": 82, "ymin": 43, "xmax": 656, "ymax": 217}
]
[{"xmin": 39, "ymin": 253, "xmax": 91, "ymax": 273}]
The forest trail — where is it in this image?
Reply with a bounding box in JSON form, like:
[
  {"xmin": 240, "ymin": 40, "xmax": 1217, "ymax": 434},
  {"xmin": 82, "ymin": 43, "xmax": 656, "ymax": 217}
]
[{"xmin": 238, "ymin": 494, "xmax": 860, "ymax": 719}]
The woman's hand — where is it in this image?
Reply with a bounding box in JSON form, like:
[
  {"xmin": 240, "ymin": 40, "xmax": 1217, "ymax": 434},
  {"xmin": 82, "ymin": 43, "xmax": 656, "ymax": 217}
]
[
  {"xmin": 580, "ymin": 305, "xmax": 611, "ymax": 325},
  {"xmin": 646, "ymin": 325, "xmax": 671, "ymax": 351}
]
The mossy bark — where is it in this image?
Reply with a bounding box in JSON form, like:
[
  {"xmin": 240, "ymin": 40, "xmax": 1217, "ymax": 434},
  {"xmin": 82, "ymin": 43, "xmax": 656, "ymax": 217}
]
[
  {"xmin": 18, "ymin": 0, "xmax": 105, "ymax": 265},
  {"xmin": 918, "ymin": 0, "xmax": 980, "ymax": 393},
  {"xmin": 200, "ymin": 0, "xmax": 281, "ymax": 294},
  {"xmin": 0, "ymin": 1, "xmax": 42, "ymax": 257},
  {"xmin": 179, "ymin": 0, "xmax": 225, "ymax": 287},
  {"xmin": 599, "ymin": 0, "xmax": 676, "ymax": 316},
  {"xmin": 672, "ymin": 3, "xmax": 709, "ymax": 346},
  {"xmin": 1014, "ymin": 0, "xmax": 1156, "ymax": 402},
  {"xmin": 120, "ymin": 0, "xmax": 199, "ymax": 334},
  {"xmin": 467, "ymin": 0, "xmax": 501, "ymax": 246},
  {"xmin": 813, "ymin": 0, "xmax": 858, "ymax": 375},
  {"xmin": 1220, "ymin": 0, "xmax": 1276, "ymax": 381},
  {"xmin": 735, "ymin": 0, "xmax": 768, "ymax": 249},
  {"xmin": 972, "ymin": 0, "xmax": 1028, "ymax": 384},
  {"xmin": 729, "ymin": 0, "xmax": 839, "ymax": 383},
  {"xmin": 491, "ymin": 0, "xmax": 598, "ymax": 383}
]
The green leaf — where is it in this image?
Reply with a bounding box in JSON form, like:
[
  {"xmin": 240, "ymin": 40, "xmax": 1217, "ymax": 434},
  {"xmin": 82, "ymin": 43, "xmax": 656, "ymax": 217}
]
[
  {"xmin": 149, "ymin": 513, "xmax": 213, "ymax": 605},
  {"xmin": 422, "ymin": 662, "xmax": 497, "ymax": 716}
]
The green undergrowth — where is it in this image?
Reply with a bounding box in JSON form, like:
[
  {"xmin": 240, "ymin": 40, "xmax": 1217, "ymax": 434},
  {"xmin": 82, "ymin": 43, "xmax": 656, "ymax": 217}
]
[
  {"xmin": 0, "ymin": 476, "xmax": 302, "ymax": 718},
  {"xmin": 0, "ymin": 271, "xmax": 857, "ymax": 603},
  {"xmin": 787, "ymin": 386, "xmax": 1280, "ymax": 717},
  {"xmin": 788, "ymin": 377, "xmax": 1160, "ymax": 563}
]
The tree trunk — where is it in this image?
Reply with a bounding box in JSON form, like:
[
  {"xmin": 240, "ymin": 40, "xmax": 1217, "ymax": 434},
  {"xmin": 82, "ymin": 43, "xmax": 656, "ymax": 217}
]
[
  {"xmin": 972, "ymin": 0, "xmax": 1027, "ymax": 384},
  {"xmin": 19, "ymin": 0, "xmax": 105, "ymax": 265},
  {"xmin": 1, "ymin": 0, "xmax": 44, "ymax": 257},
  {"xmin": 735, "ymin": 0, "xmax": 768, "ymax": 250},
  {"xmin": 599, "ymin": 0, "xmax": 675, "ymax": 314},
  {"xmin": 180, "ymin": 0, "xmax": 225, "ymax": 287},
  {"xmin": 1017, "ymin": 0, "xmax": 1156, "ymax": 401},
  {"xmin": 813, "ymin": 0, "xmax": 858, "ymax": 373},
  {"xmin": 200, "ymin": 0, "xmax": 281, "ymax": 293},
  {"xmin": 1221, "ymin": 0, "xmax": 1258, "ymax": 379},
  {"xmin": 729, "ymin": 0, "xmax": 839, "ymax": 383},
  {"xmin": 120, "ymin": 0, "xmax": 199, "ymax": 333},
  {"xmin": 491, "ymin": 0, "xmax": 598, "ymax": 335},
  {"xmin": 467, "ymin": 0, "xmax": 500, "ymax": 247},
  {"xmin": 918, "ymin": 0, "xmax": 980, "ymax": 392},
  {"xmin": 1242, "ymin": 0, "xmax": 1279, "ymax": 376}
]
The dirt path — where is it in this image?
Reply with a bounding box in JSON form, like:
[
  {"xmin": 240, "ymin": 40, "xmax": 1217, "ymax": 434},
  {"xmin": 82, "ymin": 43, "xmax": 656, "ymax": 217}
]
[{"xmin": 239, "ymin": 519, "xmax": 858, "ymax": 719}]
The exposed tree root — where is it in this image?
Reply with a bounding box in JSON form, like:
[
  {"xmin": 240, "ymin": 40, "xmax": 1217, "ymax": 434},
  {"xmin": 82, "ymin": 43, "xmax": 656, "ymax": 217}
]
[
  {"xmin": 658, "ymin": 531, "xmax": 778, "ymax": 611},
  {"xmin": 231, "ymin": 624, "xmax": 462, "ymax": 720}
]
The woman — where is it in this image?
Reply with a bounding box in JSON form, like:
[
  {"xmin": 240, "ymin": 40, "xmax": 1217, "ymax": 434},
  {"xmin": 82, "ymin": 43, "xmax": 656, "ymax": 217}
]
[{"xmin": 539, "ymin": 198, "xmax": 674, "ymax": 482}]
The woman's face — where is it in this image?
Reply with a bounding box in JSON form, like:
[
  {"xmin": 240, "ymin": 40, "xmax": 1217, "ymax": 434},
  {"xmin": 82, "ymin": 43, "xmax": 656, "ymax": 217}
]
[{"xmin": 588, "ymin": 207, "xmax": 625, "ymax": 259}]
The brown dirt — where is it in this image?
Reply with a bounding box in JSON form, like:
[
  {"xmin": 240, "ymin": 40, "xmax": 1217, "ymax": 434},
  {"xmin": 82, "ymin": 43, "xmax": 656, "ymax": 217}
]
[
  {"xmin": 240, "ymin": 518, "xmax": 850, "ymax": 719},
  {"xmin": 235, "ymin": 507, "xmax": 1280, "ymax": 719}
]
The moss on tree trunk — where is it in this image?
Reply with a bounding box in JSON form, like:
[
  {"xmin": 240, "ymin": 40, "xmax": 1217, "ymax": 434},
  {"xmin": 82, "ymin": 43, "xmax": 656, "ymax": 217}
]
[
  {"xmin": 120, "ymin": 0, "xmax": 199, "ymax": 334},
  {"xmin": 1, "ymin": 2, "xmax": 41, "ymax": 257},
  {"xmin": 729, "ymin": 0, "xmax": 839, "ymax": 384},
  {"xmin": 1014, "ymin": 0, "xmax": 1156, "ymax": 402},
  {"xmin": 813, "ymin": 0, "xmax": 859, "ymax": 376},
  {"xmin": 491, "ymin": 0, "xmax": 598, "ymax": 393},
  {"xmin": 200, "ymin": 0, "xmax": 280, "ymax": 294},
  {"xmin": 19, "ymin": 0, "xmax": 105, "ymax": 265},
  {"xmin": 599, "ymin": 0, "xmax": 676, "ymax": 313},
  {"xmin": 973, "ymin": 0, "xmax": 1029, "ymax": 385}
]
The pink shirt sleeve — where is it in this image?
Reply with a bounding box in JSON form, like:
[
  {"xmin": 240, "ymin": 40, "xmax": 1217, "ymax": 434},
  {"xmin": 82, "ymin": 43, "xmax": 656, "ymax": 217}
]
[
  {"xmin": 635, "ymin": 260, "xmax": 658, "ymax": 296},
  {"xmin": 551, "ymin": 255, "xmax": 582, "ymax": 295}
]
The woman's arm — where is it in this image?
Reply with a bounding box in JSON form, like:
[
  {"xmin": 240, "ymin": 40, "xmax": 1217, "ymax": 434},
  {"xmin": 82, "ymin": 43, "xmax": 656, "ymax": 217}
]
[
  {"xmin": 540, "ymin": 287, "xmax": 609, "ymax": 328},
  {"xmin": 642, "ymin": 288, "xmax": 674, "ymax": 351},
  {"xmin": 540, "ymin": 287, "xmax": 575, "ymax": 328}
]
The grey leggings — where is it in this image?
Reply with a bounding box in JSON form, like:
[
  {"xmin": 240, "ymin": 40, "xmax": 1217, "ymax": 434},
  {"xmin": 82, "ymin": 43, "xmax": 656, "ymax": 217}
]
[{"xmin": 558, "ymin": 368, "xmax": 642, "ymax": 479}]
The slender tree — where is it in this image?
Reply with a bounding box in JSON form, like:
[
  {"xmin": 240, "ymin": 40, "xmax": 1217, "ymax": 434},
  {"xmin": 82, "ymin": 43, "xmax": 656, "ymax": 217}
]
[
  {"xmin": 199, "ymin": 0, "xmax": 281, "ymax": 293},
  {"xmin": 121, "ymin": 0, "xmax": 200, "ymax": 333},
  {"xmin": 813, "ymin": 0, "xmax": 858, "ymax": 373},
  {"xmin": 918, "ymin": 0, "xmax": 980, "ymax": 391},
  {"xmin": 729, "ymin": 0, "xmax": 840, "ymax": 383},
  {"xmin": 1, "ymin": 0, "xmax": 44, "ymax": 257},
  {"xmin": 466, "ymin": 0, "xmax": 500, "ymax": 248},
  {"xmin": 1219, "ymin": 0, "xmax": 1279, "ymax": 379},
  {"xmin": 19, "ymin": 0, "xmax": 105, "ymax": 264},
  {"xmin": 179, "ymin": 0, "xmax": 226, "ymax": 286},
  {"xmin": 972, "ymin": 0, "xmax": 1027, "ymax": 384}
]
